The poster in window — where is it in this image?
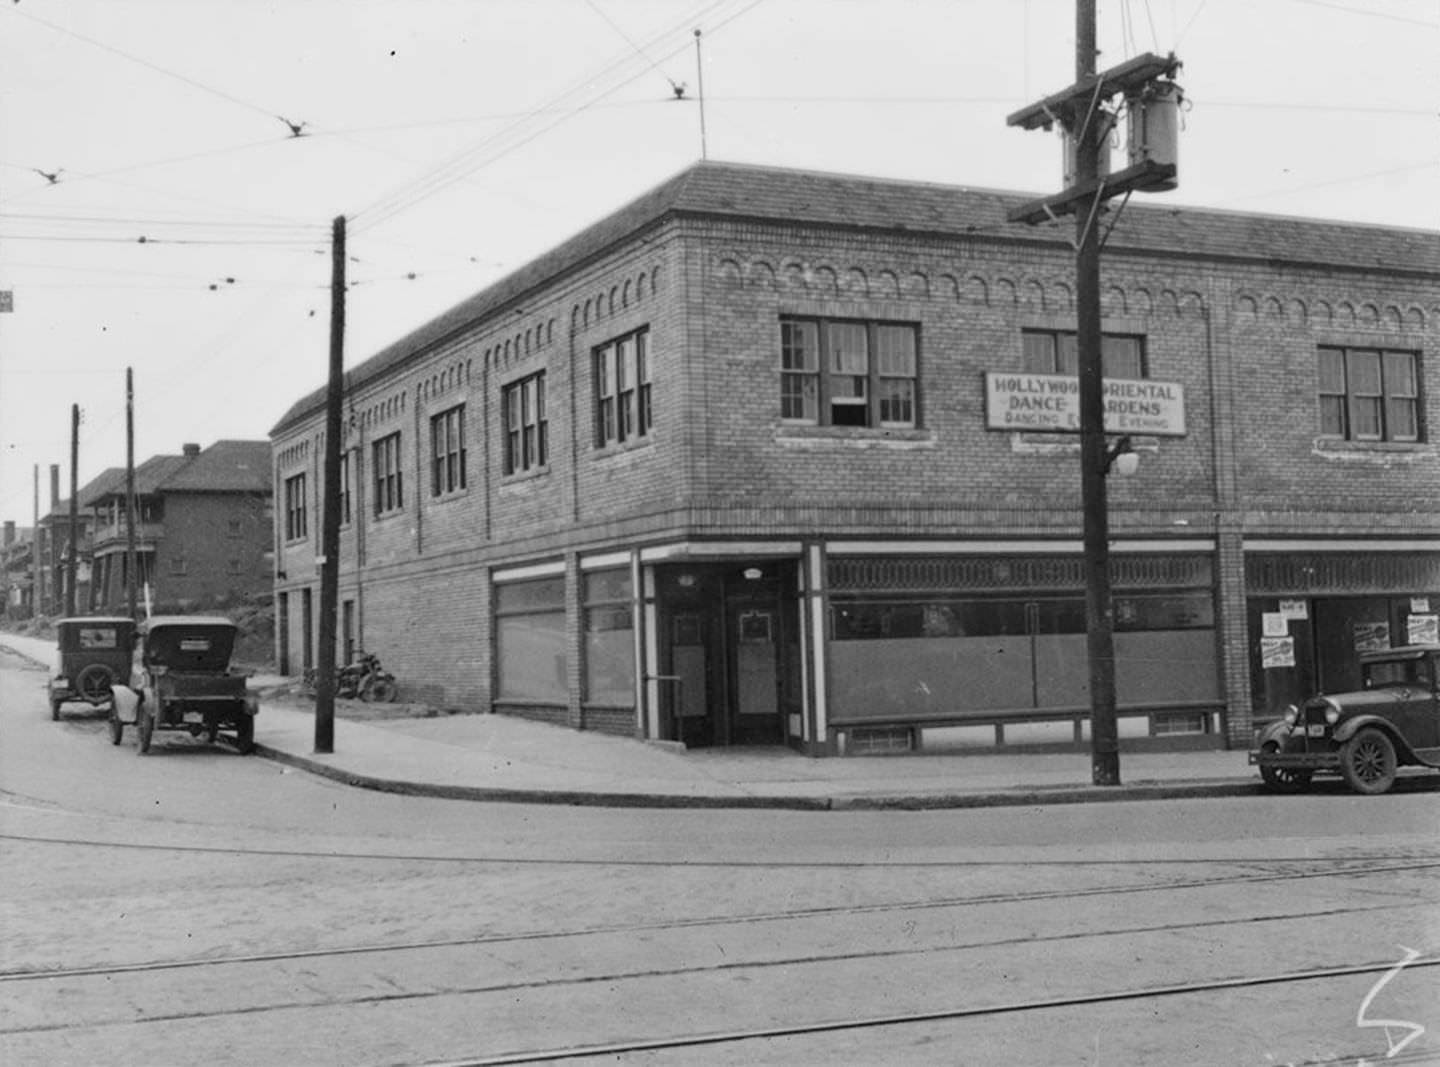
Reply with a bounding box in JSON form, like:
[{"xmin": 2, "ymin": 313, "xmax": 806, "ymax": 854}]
[
  {"xmin": 1262, "ymin": 612, "xmax": 1289, "ymax": 638},
  {"xmin": 1407, "ymin": 614, "xmax": 1439, "ymax": 645},
  {"xmin": 1412, "ymin": 597, "xmax": 1431, "ymax": 614},
  {"xmin": 739, "ymin": 611, "xmax": 772, "ymax": 643},
  {"xmin": 1352, "ymin": 621, "xmax": 1390, "ymax": 652},
  {"xmin": 1261, "ymin": 636, "xmax": 1295, "ymax": 669},
  {"xmin": 1279, "ymin": 599, "xmax": 1308, "ymax": 620}
]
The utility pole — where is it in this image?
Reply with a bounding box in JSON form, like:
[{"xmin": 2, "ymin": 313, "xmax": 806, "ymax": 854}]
[
  {"xmin": 66, "ymin": 403, "xmax": 78, "ymax": 618},
  {"xmin": 315, "ymin": 215, "xmax": 346, "ymax": 754},
  {"xmin": 126, "ymin": 367, "xmax": 138, "ymax": 621},
  {"xmin": 1007, "ymin": 2, "xmax": 1181, "ymax": 786},
  {"xmin": 31, "ymin": 465, "xmax": 38, "ymax": 619}
]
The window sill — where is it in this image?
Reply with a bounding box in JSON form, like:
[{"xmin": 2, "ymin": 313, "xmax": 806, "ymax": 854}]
[
  {"xmin": 1312, "ymin": 437, "xmax": 1435, "ymax": 459},
  {"xmin": 593, "ymin": 435, "xmax": 653, "ymax": 459},
  {"xmin": 776, "ymin": 425, "xmax": 934, "ymax": 450},
  {"xmin": 500, "ymin": 465, "xmax": 551, "ymax": 486}
]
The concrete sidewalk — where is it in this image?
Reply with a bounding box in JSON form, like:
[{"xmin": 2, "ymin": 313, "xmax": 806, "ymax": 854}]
[{"xmin": 2, "ymin": 629, "xmax": 1264, "ymax": 810}]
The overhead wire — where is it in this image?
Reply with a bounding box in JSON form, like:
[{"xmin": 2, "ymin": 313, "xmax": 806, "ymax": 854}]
[
  {"xmin": 349, "ymin": 0, "xmax": 759, "ymax": 235},
  {"xmin": 3, "ymin": 5, "xmax": 305, "ymax": 135}
]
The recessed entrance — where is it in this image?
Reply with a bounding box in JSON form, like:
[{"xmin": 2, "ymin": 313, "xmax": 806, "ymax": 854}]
[{"xmin": 655, "ymin": 561, "xmax": 800, "ymax": 747}]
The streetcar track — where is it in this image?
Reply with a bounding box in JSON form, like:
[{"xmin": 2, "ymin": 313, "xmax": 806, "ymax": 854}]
[
  {"xmin": 4, "ymin": 830, "xmax": 1439, "ymax": 870},
  {"xmin": 4, "ymin": 932, "xmax": 1436, "ymax": 1050},
  {"xmin": 426, "ymin": 957, "xmax": 1440, "ymax": 1066},
  {"xmin": 2, "ymin": 858, "xmax": 1433, "ymax": 986}
]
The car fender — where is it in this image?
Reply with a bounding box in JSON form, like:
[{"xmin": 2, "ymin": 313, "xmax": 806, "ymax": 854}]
[
  {"xmin": 1254, "ymin": 719, "xmax": 1293, "ymax": 749},
  {"xmin": 1332, "ymin": 714, "xmax": 1412, "ymax": 757}
]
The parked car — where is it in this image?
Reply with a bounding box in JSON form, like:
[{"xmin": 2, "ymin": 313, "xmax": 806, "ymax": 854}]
[
  {"xmin": 48, "ymin": 616, "xmax": 137, "ymax": 721},
  {"xmin": 109, "ymin": 615, "xmax": 258, "ymax": 754},
  {"xmin": 1251, "ymin": 644, "xmax": 1440, "ymax": 795}
]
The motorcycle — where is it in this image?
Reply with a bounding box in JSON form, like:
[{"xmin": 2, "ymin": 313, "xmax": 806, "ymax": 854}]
[
  {"xmin": 301, "ymin": 651, "xmax": 399, "ymax": 703},
  {"xmin": 340, "ymin": 651, "xmax": 399, "ymax": 703}
]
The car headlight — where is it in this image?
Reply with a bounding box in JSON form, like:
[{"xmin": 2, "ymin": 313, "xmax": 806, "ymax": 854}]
[
  {"xmin": 1282, "ymin": 704, "xmax": 1299, "ymax": 726},
  {"xmin": 1322, "ymin": 699, "xmax": 1341, "ymax": 725}
]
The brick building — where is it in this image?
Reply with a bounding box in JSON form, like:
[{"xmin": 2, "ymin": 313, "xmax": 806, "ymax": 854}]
[
  {"xmin": 87, "ymin": 440, "xmax": 273, "ymax": 614},
  {"xmin": 270, "ymin": 161, "xmax": 1440, "ymax": 755}
]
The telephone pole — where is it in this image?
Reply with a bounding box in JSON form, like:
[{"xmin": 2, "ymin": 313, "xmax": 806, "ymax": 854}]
[
  {"xmin": 314, "ymin": 215, "xmax": 346, "ymax": 754},
  {"xmin": 1007, "ymin": 1, "xmax": 1181, "ymax": 786},
  {"xmin": 66, "ymin": 403, "xmax": 78, "ymax": 618},
  {"xmin": 126, "ymin": 368, "xmax": 138, "ymax": 621}
]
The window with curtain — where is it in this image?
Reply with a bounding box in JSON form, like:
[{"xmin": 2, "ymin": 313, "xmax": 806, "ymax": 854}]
[
  {"xmin": 503, "ymin": 373, "xmax": 547, "ymax": 474},
  {"xmin": 1318, "ymin": 346, "xmax": 1420, "ymax": 442},
  {"xmin": 429, "ymin": 404, "xmax": 467, "ymax": 496},
  {"xmin": 372, "ymin": 432, "xmax": 403, "ymax": 516},
  {"xmin": 1022, "ymin": 329, "xmax": 1146, "ymax": 379},
  {"xmin": 779, "ymin": 317, "xmax": 920, "ymax": 428}
]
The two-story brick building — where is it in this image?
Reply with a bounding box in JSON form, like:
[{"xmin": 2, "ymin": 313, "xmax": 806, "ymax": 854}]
[{"xmin": 270, "ymin": 161, "xmax": 1440, "ymax": 755}]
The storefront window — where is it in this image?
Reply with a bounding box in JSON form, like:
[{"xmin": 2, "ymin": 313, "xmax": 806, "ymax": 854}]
[
  {"xmin": 584, "ymin": 569, "xmax": 634, "ymax": 706},
  {"xmin": 496, "ymin": 575, "xmax": 566, "ymax": 703}
]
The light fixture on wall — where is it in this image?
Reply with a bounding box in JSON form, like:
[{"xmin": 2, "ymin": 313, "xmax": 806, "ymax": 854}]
[{"xmin": 1103, "ymin": 435, "xmax": 1139, "ymax": 477}]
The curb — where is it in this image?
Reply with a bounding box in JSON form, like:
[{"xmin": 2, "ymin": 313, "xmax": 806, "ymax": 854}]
[{"xmin": 253, "ymin": 744, "xmax": 1263, "ymax": 811}]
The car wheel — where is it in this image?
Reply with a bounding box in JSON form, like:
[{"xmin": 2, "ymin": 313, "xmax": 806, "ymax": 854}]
[
  {"xmin": 108, "ymin": 709, "xmax": 123, "ymax": 746},
  {"xmin": 137, "ymin": 706, "xmax": 153, "ymax": 755},
  {"xmin": 1258, "ymin": 744, "xmax": 1313, "ymax": 793},
  {"xmin": 1340, "ymin": 728, "xmax": 1397, "ymax": 795},
  {"xmin": 75, "ymin": 663, "xmax": 115, "ymax": 703},
  {"xmin": 233, "ymin": 716, "xmax": 255, "ymax": 755}
]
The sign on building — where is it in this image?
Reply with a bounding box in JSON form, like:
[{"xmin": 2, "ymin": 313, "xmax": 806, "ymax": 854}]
[{"xmin": 984, "ymin": 372, "xmax": 1186, "ymax": 435}]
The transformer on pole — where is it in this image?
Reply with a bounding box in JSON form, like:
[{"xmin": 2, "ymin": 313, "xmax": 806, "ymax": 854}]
[{"xmin": 1005, "ymin": 3, "xmax": 1182, "ymax": 785}]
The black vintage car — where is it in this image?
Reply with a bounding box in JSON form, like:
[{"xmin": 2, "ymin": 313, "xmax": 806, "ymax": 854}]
[
  {"xmin": 110, "ymin": 615, "xmax": 258, "ymax": 754},
  {"xmin": 1251, "ymin": 644, "xmax": 1440, "ymax": 795},
  {"xmin": 48, "ymin": 616, "xmax": 137, "ymax": 721}
]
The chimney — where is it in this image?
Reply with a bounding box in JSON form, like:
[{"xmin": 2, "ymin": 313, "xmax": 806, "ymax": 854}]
[
  {"xmin": 3, "ymin": 521, "xmax": 14, "ymax": 547},
  {"xmin": 183, "ymin": 443, "xmax": 201, "ymax": 458},
  {"xmin": 50, "ymin": 464, "xmax": 60, "ymax": 512}
]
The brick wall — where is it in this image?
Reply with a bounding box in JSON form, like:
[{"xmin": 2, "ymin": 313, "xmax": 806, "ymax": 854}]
[{"xmin": 272, "ymin": 203, "xmax": 1440, "ymax": 727}]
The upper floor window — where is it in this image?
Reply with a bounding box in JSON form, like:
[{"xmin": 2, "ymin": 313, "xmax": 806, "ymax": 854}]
[
  {"xmin": 1318, "ymin": 346, "xmax": 1420, "ymax": 443},
  {"xmin": 780, "ymin": 318, "xmax": 919, "ymax": 428},
  {"xmin": 283, "ymin": 473, "xmax": 307, "ymax": 542},
  {"xmin": 372, "ymin": 432, "xmax": 404, "ymax": 516},
  {"xmin": 503, "ymin": 372, "xmax": 548, "ymax": 475},
  {"xmin": 594, "ymin": 327, "xmax": 652, "ymax": 447},
  {"xmin": 430, "ymin": 404, "xmax": 468, "ymax": 496},
  {"xmin": 1022, "ymin": 329, "xmax": 1145, "ymax": 378}
]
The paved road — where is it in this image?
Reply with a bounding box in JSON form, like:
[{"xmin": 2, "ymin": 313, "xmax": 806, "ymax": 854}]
[{"xmin": 3, "ymin": 649, "xmax": 1438, "ymax": 1065}]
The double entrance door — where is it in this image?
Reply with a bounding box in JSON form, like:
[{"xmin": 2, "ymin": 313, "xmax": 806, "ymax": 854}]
[{"xmin": 656, "ymin": 562, "xmax": 800, "ymax": 747}]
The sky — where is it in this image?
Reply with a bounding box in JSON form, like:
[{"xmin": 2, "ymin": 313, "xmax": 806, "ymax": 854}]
[{"xmin": 1, "ymin": 0, "xmax": 1437, "ymax": 524}]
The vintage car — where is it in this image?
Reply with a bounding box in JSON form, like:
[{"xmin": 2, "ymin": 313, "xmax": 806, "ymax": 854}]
[
  {"xmin": 109, "ymin": 615, "xmax": 258, "ymax": 754},
  {"xmin": 48, "ymin": 616, "xmax": 137, "ymax": 721},
  {"xmin": 1251, "ymin": 644, "xmax": 1440, "ymax": 795}
]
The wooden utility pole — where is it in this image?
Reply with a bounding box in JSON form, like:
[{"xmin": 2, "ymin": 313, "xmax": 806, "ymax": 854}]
[
  {"xmin": 315, "ymin": 215, "xmax": 346, "ymax": 754},
  {"xmin": 31, "ymin": 465, "xmax": 38, "ymax": 618},
  {"xmin": 1007, "ymin": 3, "xmax": 1181, "ymax": 786},
  {"xmin": 1072, "ymin": 0, "xmax": 1121, "ymax": 786},
  {"xmin": 125, "ymin": 367, "xmax": 138, "ymax": 621},
  {"xmin": 66, "ymin": 403, "xmax": 78, "ymax": 618}
]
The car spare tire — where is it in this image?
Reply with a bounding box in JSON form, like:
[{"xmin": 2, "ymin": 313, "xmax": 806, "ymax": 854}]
[{"xmin": 75, "ymin": 663, "xmax": 116, "ymax": 702}]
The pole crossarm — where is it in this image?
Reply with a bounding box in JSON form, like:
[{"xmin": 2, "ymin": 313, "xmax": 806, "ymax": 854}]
[
  {"xmin": 1006, "ymin": 160, "xmax": 1176, "ymax": 224},
  {"xmin": 1006, "ymin": 51, "xmax": 1180, "ymax": 131}
]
